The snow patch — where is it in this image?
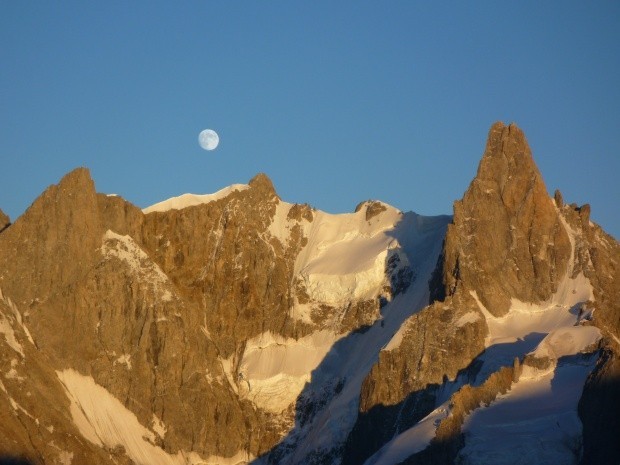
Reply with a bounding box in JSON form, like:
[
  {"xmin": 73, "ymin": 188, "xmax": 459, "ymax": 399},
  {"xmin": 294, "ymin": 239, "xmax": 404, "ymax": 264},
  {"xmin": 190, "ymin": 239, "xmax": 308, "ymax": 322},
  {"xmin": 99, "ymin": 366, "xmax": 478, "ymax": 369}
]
[
  {"xmin": 529, "ymin": 326, "xmax": 601, "ymax": 361},
  {"xmin": 0, "ymin": 379, "xmax": 35, "ymax": 421},
  {"xmin": 384, "ymin": 320, "xmax": 408, "ymax": 351},
  {"xmin": 143, "ymin": 184, "xmax": 249, "ymax": 213},
  {"xmin": 238, "ymin": 330, "xmax": 338, "ymax": 413},
  {"xmin": 221, "ymin": 356, "xmax": 238, "ymax": 394},
  {"xmin": 0, "ymin": 287, "xmax": 35, "ymax": 355},
  {"xmin": 456, "ymin": 311, "xmax": 481, "ymax": 328},
  {"xmin": 101, "ymin": 230, "xmax": 174, "ymax": 302},
  {"xmin": 0, "ymin": 311, "xmax": 23, "ymax": 357},
  {"xmin": 114, "ymin": 354, "xmax": 132, "ymax": 370},
  {"xmin": 267, "ymin": 200, "xmax": 294, "ymax": 245},
  {"xmin": 5, "ymin": 358, "xmax": 25, "ymax": 381},
  {"xmin": 58, "ymin": 450, "xmax": 73, "ymax": 465},
  {"xmin": 151, "ymin": 413, "xmax": 167, "ymax": 439}
]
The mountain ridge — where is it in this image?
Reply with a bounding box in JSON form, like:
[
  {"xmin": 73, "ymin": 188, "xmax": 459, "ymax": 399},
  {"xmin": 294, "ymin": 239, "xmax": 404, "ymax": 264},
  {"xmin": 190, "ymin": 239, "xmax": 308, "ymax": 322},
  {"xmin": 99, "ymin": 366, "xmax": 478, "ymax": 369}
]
[{"xmin": 0, "ymin": 122, "xmax": 618, "ymax": 465}]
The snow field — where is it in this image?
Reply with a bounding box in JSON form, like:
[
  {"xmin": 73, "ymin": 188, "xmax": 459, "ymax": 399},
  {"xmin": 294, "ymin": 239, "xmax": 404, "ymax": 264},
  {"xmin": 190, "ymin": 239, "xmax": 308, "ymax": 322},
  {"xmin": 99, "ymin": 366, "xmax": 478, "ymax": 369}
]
[
  {"xmin": 142, "ymin": 184, "xmax": 249, "ymax": 213},
  {"xmin": 237, "ymin": 330, "xmax": 337, "ymax": 413}
]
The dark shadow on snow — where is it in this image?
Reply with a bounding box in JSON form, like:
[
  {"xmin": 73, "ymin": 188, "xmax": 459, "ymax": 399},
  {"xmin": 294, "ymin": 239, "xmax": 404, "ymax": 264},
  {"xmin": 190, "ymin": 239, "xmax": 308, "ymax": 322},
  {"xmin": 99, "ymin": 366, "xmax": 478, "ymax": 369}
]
[{"xmin": 0, "ymin": 457, "xmax": 36, "ymax": 465}]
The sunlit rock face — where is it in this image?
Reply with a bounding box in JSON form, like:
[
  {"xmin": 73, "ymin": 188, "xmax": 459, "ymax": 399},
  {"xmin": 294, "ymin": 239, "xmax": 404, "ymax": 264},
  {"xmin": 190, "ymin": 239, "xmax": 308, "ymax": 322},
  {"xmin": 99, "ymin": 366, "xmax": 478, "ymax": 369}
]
[
  {"xmin": 443, "ymin": 122, "xmax": 572, "ymax": 317},
  {"xmin": 0, "ymin": 123, "xmax": 618, "ymax": 465}
]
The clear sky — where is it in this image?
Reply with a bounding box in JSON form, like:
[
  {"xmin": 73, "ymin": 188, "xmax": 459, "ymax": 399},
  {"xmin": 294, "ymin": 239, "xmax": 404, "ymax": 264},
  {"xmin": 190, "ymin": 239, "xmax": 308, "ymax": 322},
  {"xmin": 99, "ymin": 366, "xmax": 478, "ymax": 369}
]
[{"xmin": 2, "ymin": 2, "xmax": 619, "ymax": 238}]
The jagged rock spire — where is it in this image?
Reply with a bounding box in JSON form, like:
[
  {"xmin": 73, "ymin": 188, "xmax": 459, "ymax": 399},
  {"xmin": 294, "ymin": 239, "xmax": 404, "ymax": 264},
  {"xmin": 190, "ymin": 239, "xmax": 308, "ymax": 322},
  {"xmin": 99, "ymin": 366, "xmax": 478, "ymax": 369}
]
[{"xmin": 443, "ymin": 122, "xmax": 571, "ymax": 316}]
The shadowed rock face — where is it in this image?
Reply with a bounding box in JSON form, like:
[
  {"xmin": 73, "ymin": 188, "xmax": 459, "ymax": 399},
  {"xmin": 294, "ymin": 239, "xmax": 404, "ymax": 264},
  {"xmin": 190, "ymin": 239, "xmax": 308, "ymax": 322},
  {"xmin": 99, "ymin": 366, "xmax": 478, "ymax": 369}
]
[
  {"xmin": 0, "ymin": 208, "xmax": 9, "ymax": 232},
  {"xmin": 443, "ymin": 122, "xmax": 571, "ymax": 317},
  {"xmin": 579, "ymin": 348, "xmax": 620, "ymax": 465},
  {"xmin": 343, "ymin": 290, "xmax": 488, "ymax": 465}
]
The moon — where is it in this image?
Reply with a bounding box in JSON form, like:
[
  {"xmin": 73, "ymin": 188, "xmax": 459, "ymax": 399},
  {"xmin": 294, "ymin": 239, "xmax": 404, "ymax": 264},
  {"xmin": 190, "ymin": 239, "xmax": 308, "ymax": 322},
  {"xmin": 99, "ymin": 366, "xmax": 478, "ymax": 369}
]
[{"xmin": 198, "ymin": 129, "xmax": 219, "ymax": 151}]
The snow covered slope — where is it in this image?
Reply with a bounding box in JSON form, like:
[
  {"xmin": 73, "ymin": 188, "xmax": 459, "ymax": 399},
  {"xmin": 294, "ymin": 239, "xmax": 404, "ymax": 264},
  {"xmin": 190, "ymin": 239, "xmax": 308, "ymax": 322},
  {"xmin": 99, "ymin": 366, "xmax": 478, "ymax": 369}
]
[{"xmin": 142, "ymin": 184, "xmax": 249, "ymax": 213}]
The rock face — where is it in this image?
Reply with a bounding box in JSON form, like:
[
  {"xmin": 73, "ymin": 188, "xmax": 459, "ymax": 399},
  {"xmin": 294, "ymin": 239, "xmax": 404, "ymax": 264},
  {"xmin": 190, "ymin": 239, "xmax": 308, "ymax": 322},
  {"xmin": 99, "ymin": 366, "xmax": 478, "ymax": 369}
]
[
  {"xmin": 443, "ymin": 122, "xmax": 572, "ymax": 317},
  {"xmin": 0, "ymin": 123, "xmax": 618, "ymax": 465},
  {"xmin": 343, "ymin": 291, "xmax": 487, "ymax": 465},
  {"xmin": 0, "ymin": 208, "xmax": 9, "ymax": 232}
]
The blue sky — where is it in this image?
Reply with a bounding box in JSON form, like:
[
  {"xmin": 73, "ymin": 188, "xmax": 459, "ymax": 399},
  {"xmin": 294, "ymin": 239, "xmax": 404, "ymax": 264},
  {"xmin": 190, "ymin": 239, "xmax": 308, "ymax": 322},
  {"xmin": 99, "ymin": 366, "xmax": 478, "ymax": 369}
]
[{"xmin": 2, "ymin": 2, "xmax": 619, "ymax": 238}]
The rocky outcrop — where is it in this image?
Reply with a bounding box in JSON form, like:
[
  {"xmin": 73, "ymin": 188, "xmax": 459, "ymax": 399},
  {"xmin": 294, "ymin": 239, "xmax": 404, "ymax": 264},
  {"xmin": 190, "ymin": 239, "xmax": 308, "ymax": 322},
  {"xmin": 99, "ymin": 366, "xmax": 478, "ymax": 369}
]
[
  {"xmin": 0, "ymin": 289, "xmax": 112, "ymax": 465},
  {"xmin": 557, "ymin": 202, "xmax": 620, "ymax": 465},
  {"xmin": 343, "ymin": 290, "xmax": 487, "ymax": 464},
  {"xmin": 140, "ymin": 176, "xmax": 299, "ymax": 358},
  {"xmin": 0, "ymin": 208, "xmax": 9, "ymax": 233},
  {"xmin": 359, "ymin": 291, "xmax": 486, "ymax": 413},
  {"xmin": 443, "ymin": 122, "xmax": 571, "ymax": 317},
  {"xmin": 560, "ymin": 202, "xmax": 620, "ymax": 340},
  {"xmin": 0, "ymin": 168, "xmax": 102, "ymax": 307},
  {"xmin": 355, "ymin": 200, "xmax": 388, "ymax": 221}
]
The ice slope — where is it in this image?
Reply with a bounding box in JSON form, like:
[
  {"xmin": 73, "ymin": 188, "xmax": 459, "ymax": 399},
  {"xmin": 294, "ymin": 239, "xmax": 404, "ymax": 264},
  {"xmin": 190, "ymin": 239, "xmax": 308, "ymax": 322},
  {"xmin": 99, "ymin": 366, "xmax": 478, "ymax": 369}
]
[
  {"xmin": 254, "ymin": 211, "xmax": 451, "ymax": 463},
  {"xmin": 237, "ymin": 330, "xmax": 336, "ymax": 413},
  {"xmin": 142, "ymin": 184, "xmax": 249, "ymax": 213},
  {"xmin": 294, "ymin": 203, "xmax": 405, "ymax": 306},
  {"xmin": 270, "ymin": 200, "xmax": 410, "ymax": 311}
]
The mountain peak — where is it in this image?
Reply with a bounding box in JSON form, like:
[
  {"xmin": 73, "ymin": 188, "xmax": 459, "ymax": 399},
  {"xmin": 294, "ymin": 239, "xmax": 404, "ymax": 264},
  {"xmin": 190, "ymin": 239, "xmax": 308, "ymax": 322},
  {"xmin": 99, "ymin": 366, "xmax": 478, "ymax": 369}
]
[
  {"xmin": 0, "ymin": 208, "xmax": 9, "ymax": 232},
  {"xmin": 248, "ymin": 172, "xmax": 277, "ymax": 196},
  {"xmin": 443, "ymin": 122, "xmax": 571, "ymax": 316},
  {"xmin": 475, "ymin": 122, "xmax": 540, "ymax": 206},
  {"xmin": 59, "ymin": 166, "xmax": 94, "ymax": 185}
]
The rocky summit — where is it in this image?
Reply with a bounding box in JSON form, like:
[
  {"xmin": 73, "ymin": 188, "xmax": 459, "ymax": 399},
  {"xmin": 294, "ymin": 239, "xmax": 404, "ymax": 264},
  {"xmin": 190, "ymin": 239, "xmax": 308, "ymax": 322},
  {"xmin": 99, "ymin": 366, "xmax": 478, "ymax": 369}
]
[{"xmin": 0, "ymin": 123, "xmax": 618, "ymax": 465}]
